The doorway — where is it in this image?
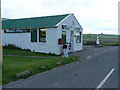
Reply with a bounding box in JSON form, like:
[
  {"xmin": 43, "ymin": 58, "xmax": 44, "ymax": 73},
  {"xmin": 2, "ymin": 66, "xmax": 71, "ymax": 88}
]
[
  {"xmin": 70, "ymin": 31, "xmax": 74, "ymax": 51},
  {"xmin": 62, "ymin": 31, "xmax": 66, "ymax": 44}
]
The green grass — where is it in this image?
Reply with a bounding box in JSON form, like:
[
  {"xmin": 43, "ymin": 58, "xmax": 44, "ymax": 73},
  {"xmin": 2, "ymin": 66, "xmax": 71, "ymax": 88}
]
[
  {"xmin": 2, "ymin": 56, "xmax": 79, "ymax": 85},
  {"xmin": 0, "ymin": 67, "xmax": 2, "ymax": 86},
  {"xmin": 3, "ymin": 49, "xmax": 58, "ymax": 56},
  {"xmin": 83, "ymin": 34, "xmax": 119, "ymax": 46}
]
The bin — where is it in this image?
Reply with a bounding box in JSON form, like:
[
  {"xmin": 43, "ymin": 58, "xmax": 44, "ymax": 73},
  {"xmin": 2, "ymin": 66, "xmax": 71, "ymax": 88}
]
[{"xmin": 62, "ymin": 44, "xmax": 68, "ymax": 58}]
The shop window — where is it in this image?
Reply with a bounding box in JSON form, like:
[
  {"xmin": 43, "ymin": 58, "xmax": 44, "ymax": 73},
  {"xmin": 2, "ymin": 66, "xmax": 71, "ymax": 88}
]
[
  {"xmin": 31, "ymin": 29, "xmax": 37, "ymax": 42},
  {"xmin": 76, "ymin": 32, "xmax": 81, "ymax": 43},
  {"xmin": 39, "ymin": 28, "xmax": 46, "ymax": 42}
]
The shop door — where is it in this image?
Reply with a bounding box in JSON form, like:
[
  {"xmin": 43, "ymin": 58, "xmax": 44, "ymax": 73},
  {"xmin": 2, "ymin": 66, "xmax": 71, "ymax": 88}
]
[
  {"xmin": 70, "ymin": 31, "xmax": 74, "ymax": 51},
  {"xmin": 62, "ymin": 31, "xmax": 66, "ymax": 44}
]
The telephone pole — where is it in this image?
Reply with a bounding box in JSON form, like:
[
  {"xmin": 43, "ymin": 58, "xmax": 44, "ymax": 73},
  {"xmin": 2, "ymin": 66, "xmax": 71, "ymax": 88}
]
[
  {"xmin": 0, "ymin": 0, "xmax": 2, "ymax": 88},
  {"xmin": 0, "ymin": 0, "xmax": 2, "ymax": 64}
]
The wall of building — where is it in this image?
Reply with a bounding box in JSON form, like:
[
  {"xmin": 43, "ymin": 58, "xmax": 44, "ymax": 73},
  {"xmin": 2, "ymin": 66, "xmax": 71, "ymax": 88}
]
[
  {"xmin": 1, "ymin": 28, "xmax": 61, "ymax": 55},
  {"xmin": 1, "ymin": 30, "xmax": 30, "ymax": 49},
  {"xmin": 57, "ymin": 13, "xmax": 83, "ymax": 51}
]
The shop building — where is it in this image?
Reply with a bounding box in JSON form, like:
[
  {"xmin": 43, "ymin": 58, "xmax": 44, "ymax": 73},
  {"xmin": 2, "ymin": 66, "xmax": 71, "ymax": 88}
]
[{"xmin": 2, "ymin": 13, "xmax": 83, "ymax": 55}]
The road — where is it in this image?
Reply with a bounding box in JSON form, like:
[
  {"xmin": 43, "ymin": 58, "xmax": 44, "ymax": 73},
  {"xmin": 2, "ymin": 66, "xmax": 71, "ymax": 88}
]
[{"xmin": 2, "ymin": 46, "xmax": 118, "ymax": 89}]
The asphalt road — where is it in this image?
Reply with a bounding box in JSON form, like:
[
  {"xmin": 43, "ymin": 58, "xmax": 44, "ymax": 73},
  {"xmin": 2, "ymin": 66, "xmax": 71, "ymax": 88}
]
[{"xmin": 2, "ymin": 46, "xmax": 118, "ymax": 89}]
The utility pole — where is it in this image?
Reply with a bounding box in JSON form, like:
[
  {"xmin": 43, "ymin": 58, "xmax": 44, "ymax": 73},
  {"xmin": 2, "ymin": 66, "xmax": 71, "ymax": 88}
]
[
  {"xmin": 0, "ymin": 0, "xmax": 2, "ymax": 88},
  {"xmin": 0, "ymin": 0, "xmax": 2, "ymax": 65}
]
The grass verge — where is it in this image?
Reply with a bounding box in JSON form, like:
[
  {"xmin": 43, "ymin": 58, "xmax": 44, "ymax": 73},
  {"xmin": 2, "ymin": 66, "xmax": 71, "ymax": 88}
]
[
  {"xmin": 0, "ymin": 67, "xmax": 2, "ymax": 86},
  {"xmin": 2, "ymin": 56, "xmax": 79, "ymax": 85},
  {"xmin": 3, "ymin": 49, "xmax": 58, "ymax": 56}
]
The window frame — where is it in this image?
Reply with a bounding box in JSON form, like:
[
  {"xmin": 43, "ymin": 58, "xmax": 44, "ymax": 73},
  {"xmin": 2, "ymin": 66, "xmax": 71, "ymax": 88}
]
[
  {"xmin": 39, "ymin": 28, "xmax": 46, "ymax": 42},
  {"xmin": 76, "ymin": 31, "xmax": 82, "ymax": 43}
]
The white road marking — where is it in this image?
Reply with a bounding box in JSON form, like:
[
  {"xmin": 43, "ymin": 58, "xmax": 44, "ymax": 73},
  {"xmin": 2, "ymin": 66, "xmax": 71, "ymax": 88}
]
[
  {"xmin": 95, "ymin": 68, "xmax": 115, "ymax": 90},
  {"xmin": 86, "ymin": 56, "xmax": 92, "ymax": 59},
  {"xmin": 101, "ymin": 48, "xmax": 114, "ymax": 54}
]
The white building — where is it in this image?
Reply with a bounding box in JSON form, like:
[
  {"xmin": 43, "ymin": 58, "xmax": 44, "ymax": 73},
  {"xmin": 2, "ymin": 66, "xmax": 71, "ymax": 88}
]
[{"xmin": 2, "ymin": 13, "xmax": 83, "ymax": 55}]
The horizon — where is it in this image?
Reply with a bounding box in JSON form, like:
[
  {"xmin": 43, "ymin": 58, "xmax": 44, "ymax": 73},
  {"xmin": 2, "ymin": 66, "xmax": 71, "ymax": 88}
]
[{"xmin": 1, "ymin": 16, "xmax": 118, "ymax": 35}]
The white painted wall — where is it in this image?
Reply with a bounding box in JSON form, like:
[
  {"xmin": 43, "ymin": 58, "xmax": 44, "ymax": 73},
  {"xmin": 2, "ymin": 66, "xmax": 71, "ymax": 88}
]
[
  {"xmin": 2, "ymin": 28, "xmax": 61, "ymax": 55},
  {"xmin": 2, "ymin": 30, "xmax": 30, "ymax": 49},
  {"xmin": 30, "ymin": 28, "xmax": 61, "ymax": 55},
  {"xmin": 57, "ymin": 13, "xmax": 83, "ymax": 51}
]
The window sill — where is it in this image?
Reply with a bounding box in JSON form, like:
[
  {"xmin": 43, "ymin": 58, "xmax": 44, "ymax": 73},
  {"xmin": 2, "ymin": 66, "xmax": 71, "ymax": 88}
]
[{"xmin": 31, "ymin": 42, "xmax": 37, "ymax": 43}]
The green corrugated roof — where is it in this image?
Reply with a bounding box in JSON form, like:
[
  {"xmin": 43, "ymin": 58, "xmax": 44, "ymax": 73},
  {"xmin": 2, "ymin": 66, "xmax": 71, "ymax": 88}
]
[{"xmin": 2, "ymin": 14, "xmax": 69, "ymax": 29}]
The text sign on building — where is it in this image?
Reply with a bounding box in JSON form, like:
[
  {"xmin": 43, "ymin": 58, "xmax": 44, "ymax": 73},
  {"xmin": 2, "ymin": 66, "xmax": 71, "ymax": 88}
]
[
  {"xmin": 62, "ymin": 25, "xmax": 72, "ymax": 30},
  {"xmin": 62, "ymin": 25, "xmax": 80, "ymax": 31}
]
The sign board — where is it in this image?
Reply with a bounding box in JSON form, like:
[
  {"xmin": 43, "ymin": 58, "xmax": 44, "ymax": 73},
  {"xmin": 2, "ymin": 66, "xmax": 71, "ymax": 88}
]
[{"xmin": 62, "ymin": 25, "xmax": 80, "ymax": 31}]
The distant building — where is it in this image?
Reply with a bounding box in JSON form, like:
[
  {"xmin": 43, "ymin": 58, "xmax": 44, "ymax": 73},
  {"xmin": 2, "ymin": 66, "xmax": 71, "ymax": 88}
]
[{"xmin": 2, "ymin": 13, "xmax": 83, "ymax": 55}]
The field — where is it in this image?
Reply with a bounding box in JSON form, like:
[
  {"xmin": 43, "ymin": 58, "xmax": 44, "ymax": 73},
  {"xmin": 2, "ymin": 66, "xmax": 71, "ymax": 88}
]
[
  {"xmin": 83, "ymin": 34, "xmax": 119, "ymax": 46},
  {"xmin": 2, "ymin": 49, "xmax": 79, "ymax": 85}
]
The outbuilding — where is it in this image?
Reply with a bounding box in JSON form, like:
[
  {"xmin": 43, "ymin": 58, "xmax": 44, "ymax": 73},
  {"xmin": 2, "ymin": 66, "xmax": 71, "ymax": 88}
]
[{"xmin": 2, "ymin": 13, "xmax": 83, "ymax": 55}]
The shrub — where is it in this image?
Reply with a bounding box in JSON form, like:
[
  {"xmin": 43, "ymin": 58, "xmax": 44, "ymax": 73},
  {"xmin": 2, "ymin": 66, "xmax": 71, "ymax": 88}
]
[
  {"xmin": 3, "ymin": 44, "xmax": 31, "ymax": 51},
  {"xmin": 3, "ymin": 44, "xmax": 22, "ymax": 50}
]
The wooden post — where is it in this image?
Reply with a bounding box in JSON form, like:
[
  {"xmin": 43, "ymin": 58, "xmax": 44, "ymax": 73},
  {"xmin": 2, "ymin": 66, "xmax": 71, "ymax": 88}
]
[{"xmin": 0, "ymin": 0, "xmax": 2, "ymax": 64}]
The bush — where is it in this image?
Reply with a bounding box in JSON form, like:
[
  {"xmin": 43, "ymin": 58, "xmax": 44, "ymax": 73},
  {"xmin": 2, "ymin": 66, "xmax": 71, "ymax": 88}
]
[{"xmin": 3, "ymin": 44, "xmax": 22, "ymax": 50}]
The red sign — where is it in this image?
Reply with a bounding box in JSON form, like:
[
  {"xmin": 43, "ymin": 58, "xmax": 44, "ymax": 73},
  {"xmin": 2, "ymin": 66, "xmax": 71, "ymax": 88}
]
[
  {"xmin": 58, "ymin": 38, "xmax": 63, "ymax": 45},
  {"xmin": 74, "ymin": 35, "xmax": 76, "ymax": 37},
  {"xmin": 62, "ymin": 25, "xmax": 64, "ymax": 29}
]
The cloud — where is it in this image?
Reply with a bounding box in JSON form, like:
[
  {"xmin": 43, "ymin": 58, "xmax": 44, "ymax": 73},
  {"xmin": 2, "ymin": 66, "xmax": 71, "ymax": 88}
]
[
  {"xmin": 1, "ymin": 0, "xmax": 119, "ymax": 34},
  {"xmin": 1, "ymin": 0, "xmax": 42, "ymax": 18}
]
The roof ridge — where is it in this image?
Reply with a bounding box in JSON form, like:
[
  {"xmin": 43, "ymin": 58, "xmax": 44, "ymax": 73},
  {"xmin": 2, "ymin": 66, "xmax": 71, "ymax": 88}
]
[
  {"xmin": 2, "ymin": 13, "xmax": 71, "ymax": 29},
  {"xmin": 3, "ymin": 13, "xmax": 70, "ymax": 21}
]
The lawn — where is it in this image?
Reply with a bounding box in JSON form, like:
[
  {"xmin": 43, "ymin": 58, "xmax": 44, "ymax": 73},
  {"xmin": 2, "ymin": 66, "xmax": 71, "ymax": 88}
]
[
  {"xmin": 3, "ymin": 49, "xmax": 58, "ymax": 56},
  {"xmin": 2, "ymin": 55, "xmax": 79, "ymax": 85},
  {"xmin": 0, "ymin": 66, "xmax": 2, "ymax": 86},
  {"xmin": 83, "ymin": 34, "xmax": 119, "ymax": 46}
]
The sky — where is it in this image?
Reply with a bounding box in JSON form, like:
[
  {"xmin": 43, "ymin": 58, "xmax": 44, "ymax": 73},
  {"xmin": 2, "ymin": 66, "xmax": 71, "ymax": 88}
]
[{"xmin": 1, "ymin": 0, "xmax": 119, "ymax": 34}]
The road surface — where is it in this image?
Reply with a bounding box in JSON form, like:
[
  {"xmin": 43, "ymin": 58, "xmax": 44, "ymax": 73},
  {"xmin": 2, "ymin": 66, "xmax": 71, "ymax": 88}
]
[{"xmin": 2, "ymin": 46, "xmax": 118, "ymax": 89}]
